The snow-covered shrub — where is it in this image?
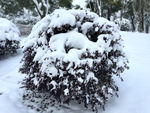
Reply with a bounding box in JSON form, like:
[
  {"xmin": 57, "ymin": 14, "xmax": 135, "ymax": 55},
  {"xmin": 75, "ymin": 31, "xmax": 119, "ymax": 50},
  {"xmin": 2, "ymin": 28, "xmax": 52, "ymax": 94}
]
[
  {"xmin": 14, "ymin": 8, "xmax": 39, "ymax": 25},
  {"xmin": 114, "ymin": 18, "xmax": 131, "ymax": 31},
  {"xmin": 0, "ymin": 18, "xmax": 20, "ymax": 57},
  {"xmin": 20, "ymin": 9, "xmax": 128, "ymax": 112}
]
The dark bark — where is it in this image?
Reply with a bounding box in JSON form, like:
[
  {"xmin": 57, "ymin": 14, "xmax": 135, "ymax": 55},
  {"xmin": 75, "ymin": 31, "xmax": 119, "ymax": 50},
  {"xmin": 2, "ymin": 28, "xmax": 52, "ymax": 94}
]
[
  {"xmin": 131, "ymin": 17, "xmax": 135, "ymax": 31},
  {"xmin": 145, "ymin": 25, "xmax": 149, "ymax": 33},
  {"xmin": 107, "ymin": 6, "xmax": 112, "ymax": 20},
  {"xmin": 141, "ymin": 8, "xmax": 144, "ymax": 32}
]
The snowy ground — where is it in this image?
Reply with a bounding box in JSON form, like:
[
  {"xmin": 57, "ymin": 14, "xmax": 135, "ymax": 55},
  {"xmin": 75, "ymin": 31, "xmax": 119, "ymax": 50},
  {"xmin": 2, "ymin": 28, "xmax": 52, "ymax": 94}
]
[{"xmin": 0, "ymin": 32, "xmax": 150, "ymax": 113}]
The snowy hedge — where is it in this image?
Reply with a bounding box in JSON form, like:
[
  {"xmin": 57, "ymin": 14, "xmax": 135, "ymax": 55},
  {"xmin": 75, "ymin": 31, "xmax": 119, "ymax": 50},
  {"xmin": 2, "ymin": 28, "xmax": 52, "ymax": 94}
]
[
  {"xmin": 20, "ymin": 9, "xmax": 129, "ymax": 112},
  {"xmin": 0, "ymin": 18, "xmax": 20, "ymax": 57},
  {"xmin": 114, "ymin": 18, "xmax": 131, "ymax": 31}
]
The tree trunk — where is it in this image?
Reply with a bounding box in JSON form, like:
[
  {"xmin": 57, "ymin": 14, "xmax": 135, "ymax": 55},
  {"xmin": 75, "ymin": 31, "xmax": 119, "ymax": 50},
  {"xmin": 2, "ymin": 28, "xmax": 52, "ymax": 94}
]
[
  {"xmin": 141, "ymin": 8, "xmax": 144, "ymax": 32},
  {"xmin": 131, "ymin": 17, "xmax": 135, "ymax": 31},
  {"xmin": 145, "ymin": 25, "xmax": 149, "ymax": 33},
  {"xmin": 107, "ymin": 6, "xmax": 111, "ymax": 20},
  {"xmin": 120, "ymin": 9, "xmax": 123, "ymax": 21}
]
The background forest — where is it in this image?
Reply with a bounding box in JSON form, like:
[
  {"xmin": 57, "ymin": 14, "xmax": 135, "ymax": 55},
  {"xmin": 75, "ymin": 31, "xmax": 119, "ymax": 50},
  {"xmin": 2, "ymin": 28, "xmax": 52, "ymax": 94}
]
[{"xmin": 0, "ymin": 0, "xmax": 150, "ymax": 33}]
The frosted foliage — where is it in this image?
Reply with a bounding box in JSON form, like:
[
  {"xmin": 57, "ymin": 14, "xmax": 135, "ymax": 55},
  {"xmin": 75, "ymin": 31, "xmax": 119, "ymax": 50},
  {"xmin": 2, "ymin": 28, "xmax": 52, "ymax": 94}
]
[{"xmin": 20, "ymin": 9, "xmax": 128, "ymax": 112}]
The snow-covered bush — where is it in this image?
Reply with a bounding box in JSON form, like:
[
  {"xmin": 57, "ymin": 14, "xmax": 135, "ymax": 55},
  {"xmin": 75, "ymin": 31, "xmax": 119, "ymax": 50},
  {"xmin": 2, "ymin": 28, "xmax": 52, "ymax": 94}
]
[
  {"xmin": 114, "ymin": 18, "xmax": 131, "ymax": 31},
  {"xmin": 20, "ymin": 9, "xmax": 128, "ymax": 112},
  {"xmin": 0, "ymin": 18, "xmax": 20, "ymax": 57},
  {"xmin": 14, "ymin": 8, "xmax": 39, "ymax": 25}
]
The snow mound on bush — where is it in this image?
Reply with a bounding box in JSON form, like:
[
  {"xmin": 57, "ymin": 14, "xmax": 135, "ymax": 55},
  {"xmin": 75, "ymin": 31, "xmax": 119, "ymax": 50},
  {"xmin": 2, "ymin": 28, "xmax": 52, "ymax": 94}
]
[
  {"xmin": 0, "ymin": 18, "xmax": 20, "ymax": 41},
  {"xmin": 20, "ymin": 9, "xmax": 128, "ymax": 112}
]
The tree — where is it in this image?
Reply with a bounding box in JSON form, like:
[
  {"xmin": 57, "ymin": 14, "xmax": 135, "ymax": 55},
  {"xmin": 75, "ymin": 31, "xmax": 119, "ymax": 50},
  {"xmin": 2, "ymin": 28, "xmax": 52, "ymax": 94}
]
[
  {"xmin": 144, "ymin": 0, "xmax": 150, "ymax": 33},
  {"xmin": 86, "ymin": 0, "xmax": 123, "ymax": 20},
  {"xmin": 103, "ymin": 0, "xmax": 123, "ymax": 20},
  {"xmin": 0, "ymin": 0, "xmax": 34, "ymax": 16},
  {"xmin": 124, "ymin": 0, "xmax": 136, "ymax": 31},
  {"xmin": 32, "ymin": 0, "xmax": 50, "ymax": 18},
  {"xmin": 124, "ymin": 0, "xmax": 150, "ymax": 32},
  {"xmin": 0, "ymin": 0, "xmax": 21, "ymax": 16},
  {"xmin": 32, "ymin": 0, "xmax": 72, "ymax": 18},
  {"xmin": 0, "ymin": 0, "xmax": 73, "ymax": 19},
  {"xmin": 86, "ymin": 0, "xmax": 102, "ymax": 16}
]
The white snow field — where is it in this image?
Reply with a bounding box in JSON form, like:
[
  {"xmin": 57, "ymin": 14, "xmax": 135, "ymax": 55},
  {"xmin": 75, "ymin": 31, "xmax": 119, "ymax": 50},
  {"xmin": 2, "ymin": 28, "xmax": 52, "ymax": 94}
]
[{"xmin": 0, "ymin": 31, "xmax": 150, "ymax": 113}]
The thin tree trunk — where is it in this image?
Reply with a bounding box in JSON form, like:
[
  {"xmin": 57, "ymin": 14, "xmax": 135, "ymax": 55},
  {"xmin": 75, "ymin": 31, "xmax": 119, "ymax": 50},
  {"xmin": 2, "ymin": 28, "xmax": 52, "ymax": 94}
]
[
  {"xmin": 145, "ymin": 25, "xmax": 149, "ymax": 33},
  {"xmin": 107, "ymin": 6, "xmax": 111, "ymax": 20},
  {"xmin": 131, "ymin": 17, "xmax": 135, "ymax": 31},
  {"xmin": 120, "ymin": 9, "xmax": 123, "ymax": 21},
  {"xmin": 141, "ymin": 8, "xmax": 144, "ymax": 32}
]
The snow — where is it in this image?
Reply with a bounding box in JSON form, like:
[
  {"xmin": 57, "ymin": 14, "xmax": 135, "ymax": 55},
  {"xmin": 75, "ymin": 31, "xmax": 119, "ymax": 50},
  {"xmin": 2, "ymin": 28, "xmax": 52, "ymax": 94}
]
[
  {"xmin": 0, "ymin": 50, "xmax": 27, "ymax": 113},
  {"xmin": 86, "ymin": 72, "xmax": 98, "ymax": 83},
  {"xmin": 49, "ymin": 9, "xmax": 76, "ymax": 28},
  {"xmin": 64, "ymin": 88, "xmax": 69, "ymax": 95},
  {"xmin": 72, "ymin": 0, "xmax": 87, "ymax": 9},
  {"xmin": 81, "ymin": 22, "xmax": 93, "ymax": 34},
  {"xmin": 49, "ymin": 31, "xmax": 94, "ymax": 52},
  {"xmin": 33, "ymin": 47, "xmax": 46, "ymax": 61},
  {"xmin": 39, "ymin": 30, "xmax": 106, "ymax": 79},
  {"xmin": 0, "ymin": 32, "xmax": 150, "ymax": 113},
  {"xmin": 0, "ymin": 18, "xmax": 20, "ymax": 41},
  {"xmin": 78, "ymin": 77, "xmax": 84, "ymax": 83},
  {"xmin": 50, "ymin": 81, "xmax": 57, "ymax": 90}
]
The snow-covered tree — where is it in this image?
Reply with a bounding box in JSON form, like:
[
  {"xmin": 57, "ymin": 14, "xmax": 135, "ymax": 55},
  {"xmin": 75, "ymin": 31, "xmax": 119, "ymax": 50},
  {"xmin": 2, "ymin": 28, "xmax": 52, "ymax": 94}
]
[
  {"xmin": 0, "ymin": 18, "xmax": 20, "ymax": 57},
  {"xmin": 20, "ymin": 9, "xmax": 128, "ymax": 112}
]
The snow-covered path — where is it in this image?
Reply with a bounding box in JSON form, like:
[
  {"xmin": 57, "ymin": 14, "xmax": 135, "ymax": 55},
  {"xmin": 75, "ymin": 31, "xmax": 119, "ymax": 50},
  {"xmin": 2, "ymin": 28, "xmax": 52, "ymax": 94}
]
[
  {"xmin": 0, "ymin": 32, "xmax": 150, "ymax": 113},
  {"xmin": 0, "ymin": 50, "xmax": 28, "ymax": 113}
]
